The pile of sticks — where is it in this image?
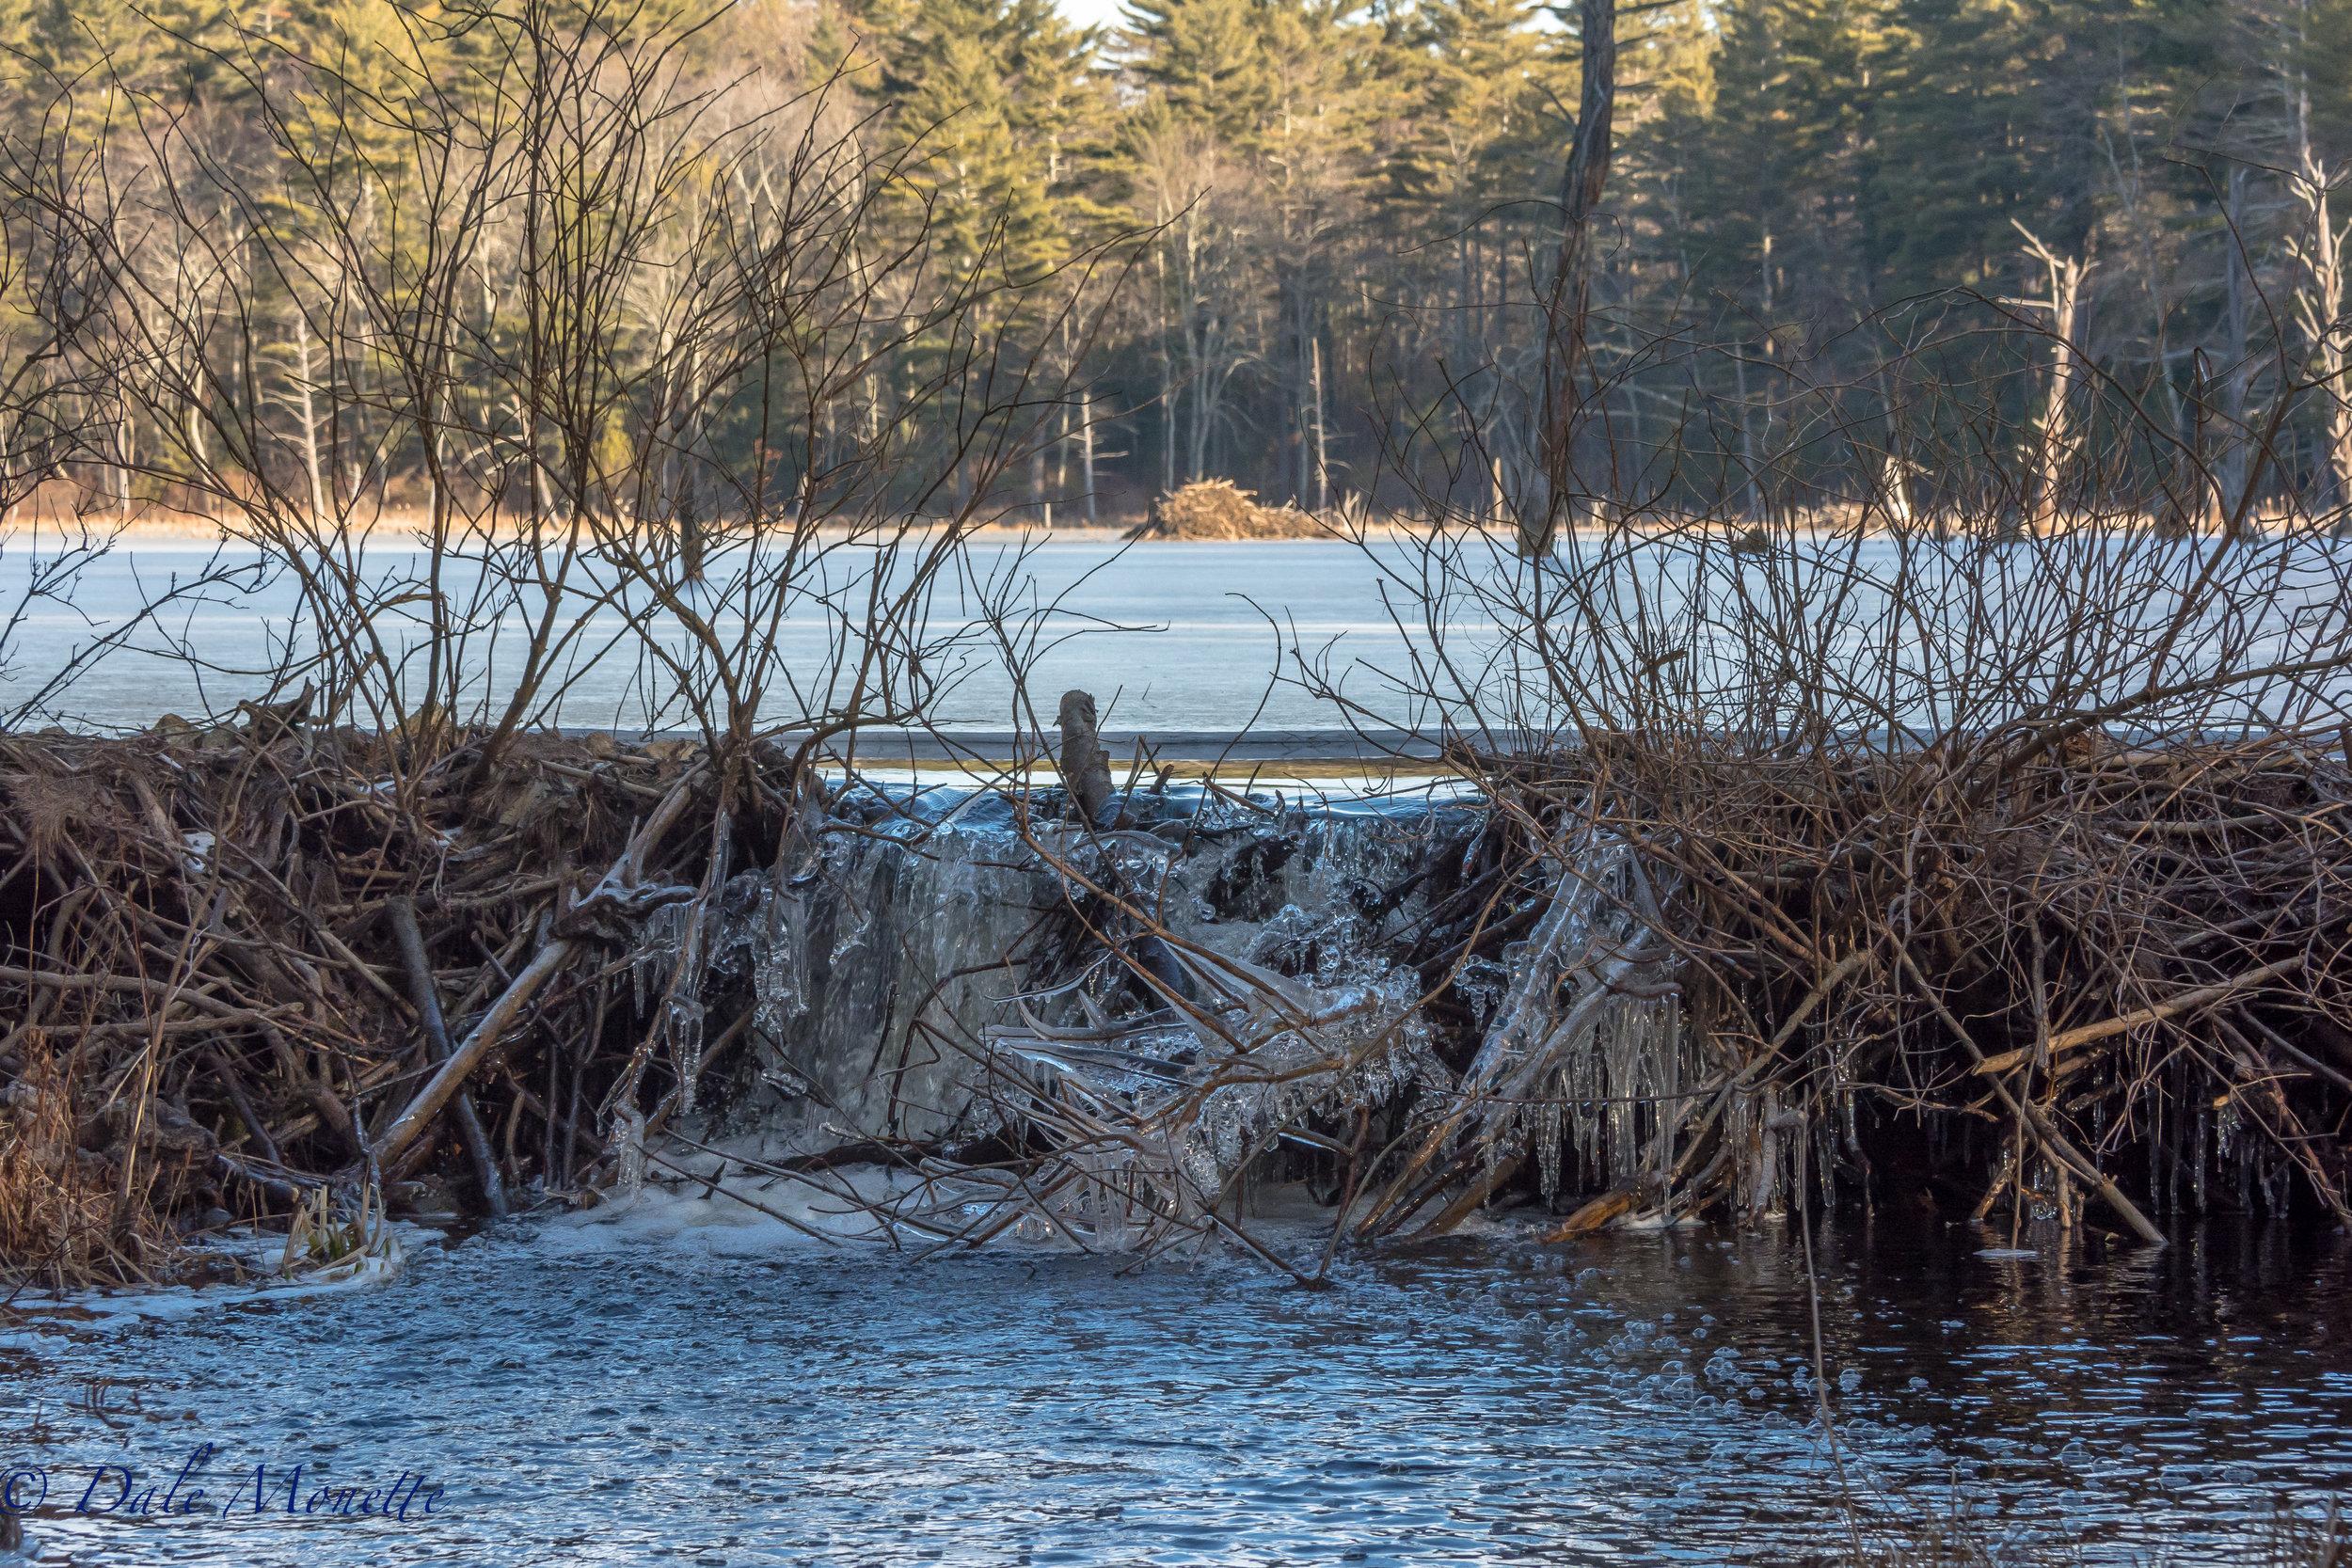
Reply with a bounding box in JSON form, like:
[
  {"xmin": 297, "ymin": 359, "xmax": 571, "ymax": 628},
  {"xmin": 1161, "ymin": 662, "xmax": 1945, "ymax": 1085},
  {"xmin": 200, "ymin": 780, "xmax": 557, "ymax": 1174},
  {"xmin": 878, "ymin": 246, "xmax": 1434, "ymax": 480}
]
[
  {"xmin": 864, "ymin": 725, "xmax": 2352, "ymax": 1263},
  {"xmin": 5, "ymin": 706, "xmax": 2346, "ymax": 1291},
  {"xmin": 1447, "ymin": 726, "xmax": 2352, "ymax": 1242},
  {"xmin": 0, "ymin": 718, "xmax": 763, "ymax": 1286}
]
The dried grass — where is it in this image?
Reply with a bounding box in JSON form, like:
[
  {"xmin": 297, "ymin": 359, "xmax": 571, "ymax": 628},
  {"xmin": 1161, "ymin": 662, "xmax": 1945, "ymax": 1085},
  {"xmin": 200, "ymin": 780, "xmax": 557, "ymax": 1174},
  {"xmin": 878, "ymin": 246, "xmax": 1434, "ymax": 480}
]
[{"xmin": 0, "ymin": 1043, "xmax": 178, "ymax": 1291}]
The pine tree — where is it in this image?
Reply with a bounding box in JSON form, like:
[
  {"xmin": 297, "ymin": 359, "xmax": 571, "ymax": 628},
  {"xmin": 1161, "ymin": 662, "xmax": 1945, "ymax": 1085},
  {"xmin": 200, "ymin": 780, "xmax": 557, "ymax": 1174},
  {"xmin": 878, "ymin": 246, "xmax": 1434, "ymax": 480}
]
[
  {"xmin": 851, "ymin": 0, "xmax": 1114, "ymax": 280},
  {"xmin": 1124, "ymin": 0, "xmax": 1279, "ymax": 140}
]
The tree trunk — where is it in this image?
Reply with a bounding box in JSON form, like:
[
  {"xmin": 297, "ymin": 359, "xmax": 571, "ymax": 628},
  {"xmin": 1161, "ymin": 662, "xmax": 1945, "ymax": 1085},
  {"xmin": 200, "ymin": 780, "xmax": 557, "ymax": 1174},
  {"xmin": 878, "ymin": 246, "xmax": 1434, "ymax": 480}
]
[
  {"xmin": 1081, "ymin": 386, "xmax": 1098, "ymax": 527},
  {"xmin": 2291, "ymin": 150, "xmax": 2352, "ymax": 533},
  {"xmin": 2013, "ymin": 221, "xmax": 2092, "ymax": 531},
  {"xmin": 293, "ymin": 314, "xmax": 326, "ymax": 522},
  {"xmin": 2220, "ymin": 167, "xmax": 2251, "ymax": 528},
  {"xmin": 2041, "ymin": 259, "xmax": 2084, "ymax": 529},
  {"xmin": 1056, "ymin": 689, "xmax": 1115, "ymax": 826},
  {"xmin": 1310, "ymin": 335, "xmax": 1328, "ymax": 514},
  {"xmin": 1527, "ymin": 0, "xmax": 1616, "ymax": 557}
]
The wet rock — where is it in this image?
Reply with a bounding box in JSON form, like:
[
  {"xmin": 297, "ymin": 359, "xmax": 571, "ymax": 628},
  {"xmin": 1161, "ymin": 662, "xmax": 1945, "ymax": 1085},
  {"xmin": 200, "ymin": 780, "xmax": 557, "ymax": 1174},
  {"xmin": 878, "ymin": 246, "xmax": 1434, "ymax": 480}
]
[{"xmin": 388, "ymin": 1176, "xmax": 458, "ymax": 1216}]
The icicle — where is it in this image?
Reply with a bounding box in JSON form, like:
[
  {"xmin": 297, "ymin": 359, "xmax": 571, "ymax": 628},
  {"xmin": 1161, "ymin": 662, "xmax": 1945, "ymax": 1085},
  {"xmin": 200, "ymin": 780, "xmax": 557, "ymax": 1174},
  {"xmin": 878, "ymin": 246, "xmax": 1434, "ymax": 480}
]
[
  {"xmin": 673, "ymin": 996, "xmax": 707, "ymax": 1115},
  {"xmin": 752, "ymin": 886, "xmax": 809, "ymax": 1030},
  {"xmin": 630, "ymin": 900, "xmax": 691, "ymax": 1020},
  {"xmin": 611, "ymin": 1101, "xmax": 646, "ymax": 1198},
  {"xmin": 1443, "ymin": 832, "xmax": 1684, "ymax": 1180}
]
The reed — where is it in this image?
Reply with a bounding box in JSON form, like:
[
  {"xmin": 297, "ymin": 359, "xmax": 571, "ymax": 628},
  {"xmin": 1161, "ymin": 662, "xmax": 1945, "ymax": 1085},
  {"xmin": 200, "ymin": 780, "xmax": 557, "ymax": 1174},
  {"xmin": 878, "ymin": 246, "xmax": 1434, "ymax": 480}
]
[{"xmin": 0, "ymin": 1044, "xmax": 178, "ymax": 1291}]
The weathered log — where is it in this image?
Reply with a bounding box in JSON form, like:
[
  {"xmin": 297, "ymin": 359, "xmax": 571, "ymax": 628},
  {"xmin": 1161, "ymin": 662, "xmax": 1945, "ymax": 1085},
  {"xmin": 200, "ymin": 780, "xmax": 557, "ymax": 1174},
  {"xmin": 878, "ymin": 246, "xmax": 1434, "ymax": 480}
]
[
  {"xmin": 389, "ymin": 897, "xmax": 506, "ymax": 1217},
  {"xmin": 2038, "ymin": 953, "xmax": 2309, "ymax": 1057},
  {"xmin": 1545, "ymin": 1186, "xmax": 1640, "ymax": 1241},
  {"xmin": 1057, "ymin": 689, "xmax": 1115, "ymax": 826},
  {"xmin": 374, "ymin": 938, "xmax": 574, "ymax": 1172},
  {"xmin": 215, "ymin": 1151, "xmax": 316, "ymax": 1205},
  {"xmin": 1413, "ymin": 1154, "xmax": 1525, "ymax": 1238}
]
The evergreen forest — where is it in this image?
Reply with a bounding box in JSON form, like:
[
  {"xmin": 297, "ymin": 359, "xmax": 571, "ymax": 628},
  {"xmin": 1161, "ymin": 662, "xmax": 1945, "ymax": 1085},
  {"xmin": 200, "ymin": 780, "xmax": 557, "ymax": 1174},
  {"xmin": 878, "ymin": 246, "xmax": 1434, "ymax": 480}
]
[{"xmin": 3, "ymin": 0, "xmax": 2348, "ymax": 527}]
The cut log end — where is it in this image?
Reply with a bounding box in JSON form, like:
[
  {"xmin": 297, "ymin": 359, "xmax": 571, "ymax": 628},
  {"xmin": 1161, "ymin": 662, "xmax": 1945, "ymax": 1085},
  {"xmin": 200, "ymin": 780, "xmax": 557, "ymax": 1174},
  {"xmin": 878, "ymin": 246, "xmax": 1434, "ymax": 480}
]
[{"xmin": 1543, "ymin": 1186, "xmax": 1640, "ymax": 1243}]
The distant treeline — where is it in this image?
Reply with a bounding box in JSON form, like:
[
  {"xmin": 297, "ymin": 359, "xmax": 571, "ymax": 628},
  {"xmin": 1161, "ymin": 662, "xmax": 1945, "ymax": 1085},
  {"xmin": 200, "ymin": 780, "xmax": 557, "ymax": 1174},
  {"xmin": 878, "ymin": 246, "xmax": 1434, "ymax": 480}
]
[{"xmin": 4, "ymin": 0, "xmax": 2349, "ymax": 523}]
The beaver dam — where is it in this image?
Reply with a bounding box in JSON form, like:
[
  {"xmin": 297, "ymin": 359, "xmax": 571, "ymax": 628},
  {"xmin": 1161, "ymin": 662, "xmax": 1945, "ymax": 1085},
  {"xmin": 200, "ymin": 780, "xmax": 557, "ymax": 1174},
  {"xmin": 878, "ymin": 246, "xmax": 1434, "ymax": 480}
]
[
  {"xmin": 10, "ymin": 8, "xmax": 2352, "ymax": 1548},
  {"xmin": 8, "ymin": 508, "xmax": 2352, "ymax": 1562},
  {"xmin": 6, "ymin": 703, "xmax": 2347, "ymax": 1287}
]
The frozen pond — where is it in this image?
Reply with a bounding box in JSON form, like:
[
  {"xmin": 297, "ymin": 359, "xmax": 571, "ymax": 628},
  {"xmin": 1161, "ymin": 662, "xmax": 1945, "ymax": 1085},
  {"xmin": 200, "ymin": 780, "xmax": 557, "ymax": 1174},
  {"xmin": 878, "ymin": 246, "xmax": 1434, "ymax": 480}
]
[
  {"xmin": 0, "ymin": 539, "xmax": 1432, "ymax": 734},
  {"xmin": 8, "ymin": 531, "xmax": 2350, "ymax": 736},
  {"xmin": 2, "ymin": 1209, "xmax": 2347, "ymax": 1565}
]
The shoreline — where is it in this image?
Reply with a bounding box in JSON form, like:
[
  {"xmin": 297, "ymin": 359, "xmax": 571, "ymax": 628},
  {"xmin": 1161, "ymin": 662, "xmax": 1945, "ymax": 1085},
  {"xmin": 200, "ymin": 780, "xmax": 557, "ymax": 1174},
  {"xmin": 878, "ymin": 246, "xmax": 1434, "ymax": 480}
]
[
  {"xmin": 3, "ymin": 506, "xmax": 2290, "ymax": 551},
  {"xmin": 1, "ymin": 509, "xmax": 1422, "ymax": 548}
]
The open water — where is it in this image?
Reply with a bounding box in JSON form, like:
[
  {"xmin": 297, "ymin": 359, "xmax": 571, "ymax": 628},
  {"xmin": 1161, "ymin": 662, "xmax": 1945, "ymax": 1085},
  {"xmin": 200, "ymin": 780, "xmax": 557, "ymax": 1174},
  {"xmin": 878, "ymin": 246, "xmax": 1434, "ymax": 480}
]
[{"xmin": 2, "ymin": 1208, "xmax": 2347, "ymax": 1565}]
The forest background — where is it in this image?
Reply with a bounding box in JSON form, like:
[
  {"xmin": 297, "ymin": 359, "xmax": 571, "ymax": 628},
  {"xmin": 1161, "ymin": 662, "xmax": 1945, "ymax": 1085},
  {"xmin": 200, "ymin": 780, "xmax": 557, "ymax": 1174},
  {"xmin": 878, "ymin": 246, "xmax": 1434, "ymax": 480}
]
[{"xmin": 4, "ymin": 0, "xmax": 2349, "ymax": 530}]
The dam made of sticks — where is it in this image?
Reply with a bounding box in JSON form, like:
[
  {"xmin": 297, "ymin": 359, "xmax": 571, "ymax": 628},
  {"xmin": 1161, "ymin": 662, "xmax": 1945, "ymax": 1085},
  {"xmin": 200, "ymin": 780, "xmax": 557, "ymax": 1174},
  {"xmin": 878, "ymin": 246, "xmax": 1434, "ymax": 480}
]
[{"xmin": 5, "ymin": 711, "xmax": 2347, "ymax": 1290}]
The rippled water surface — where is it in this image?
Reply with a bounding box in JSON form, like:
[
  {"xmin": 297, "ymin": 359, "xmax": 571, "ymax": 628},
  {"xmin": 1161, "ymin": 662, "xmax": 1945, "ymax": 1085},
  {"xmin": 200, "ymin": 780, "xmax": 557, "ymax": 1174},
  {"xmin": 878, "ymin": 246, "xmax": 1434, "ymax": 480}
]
[{"xmin": 4, "ymin": 1210, "xmax": 2348, "ymax": 1565}]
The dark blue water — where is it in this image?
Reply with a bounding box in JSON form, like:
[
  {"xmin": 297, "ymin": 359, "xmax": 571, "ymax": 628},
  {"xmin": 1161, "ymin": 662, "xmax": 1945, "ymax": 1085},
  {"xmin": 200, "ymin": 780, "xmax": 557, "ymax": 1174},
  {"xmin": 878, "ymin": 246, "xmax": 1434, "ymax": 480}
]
[{"xmin": 4, "ymin": 1206, "xmax": 2347, "ymax": 1565}]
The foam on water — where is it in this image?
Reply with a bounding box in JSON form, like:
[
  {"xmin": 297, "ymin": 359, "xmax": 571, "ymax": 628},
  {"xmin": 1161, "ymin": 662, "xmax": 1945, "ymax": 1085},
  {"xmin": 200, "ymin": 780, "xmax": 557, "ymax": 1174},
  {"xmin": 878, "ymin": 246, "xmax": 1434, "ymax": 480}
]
[{"xmin": 0, "ymin": 1224, "xmax": 417, "ymax": 1342}]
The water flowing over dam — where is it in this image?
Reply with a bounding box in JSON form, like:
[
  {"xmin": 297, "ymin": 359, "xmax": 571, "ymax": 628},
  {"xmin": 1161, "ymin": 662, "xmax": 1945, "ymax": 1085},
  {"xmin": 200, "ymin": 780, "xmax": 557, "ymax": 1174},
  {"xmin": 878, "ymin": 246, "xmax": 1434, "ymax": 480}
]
[
  {"xmin": 639, "ymin": 785, "xmax": 1467, "ymax": 1143},
  {"xmin": 611, "ymin": 782, "xmax": 1724, "ymax": 1248}
]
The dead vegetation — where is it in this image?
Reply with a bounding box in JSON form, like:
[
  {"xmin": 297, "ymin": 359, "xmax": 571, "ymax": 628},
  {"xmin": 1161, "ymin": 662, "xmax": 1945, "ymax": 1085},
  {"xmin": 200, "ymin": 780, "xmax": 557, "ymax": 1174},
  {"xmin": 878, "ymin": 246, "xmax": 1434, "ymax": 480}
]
[
  {"xmin": 0, "ymin": 724, "xmax": 665, "ymax": 1284},
  {"xmin": 1125, "ymin": 479, "xmax": 1336, "ymax": 540},
  {"xmin": 796, "ymin": 725, "xmax": 2352, "ymax": 1272},
  {"xmin": 0, "ymin": 715, "xmax": 970, "ymax": 1287},
  {"xmin": 1440, "ymin": 725, "xmax": 2352, "ymax": 1243},
  {"xmin": 0, "ymin": 1045, "xmax": 182, "ymax": 1290}
]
